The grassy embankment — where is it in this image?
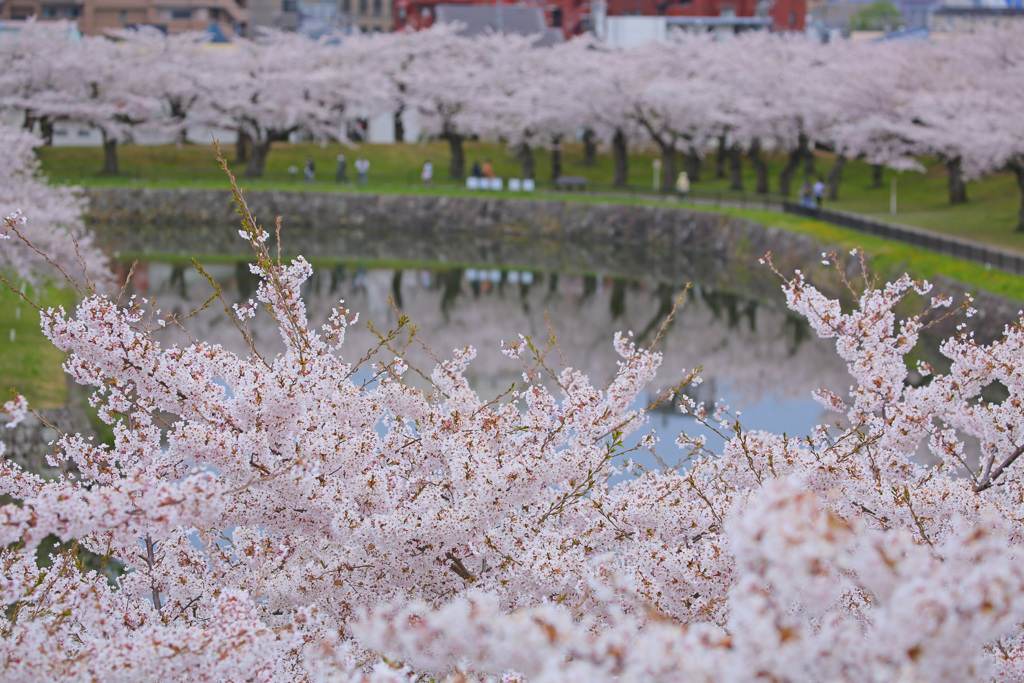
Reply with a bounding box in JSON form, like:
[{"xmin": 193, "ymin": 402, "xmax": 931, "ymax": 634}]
[
  {"xmin": 37, "ymin": 140, "xmax": 1024, "ymax": 252},
  {"xmin": 0, "ymin": 283, "xmax": 76, "ymax": 409},
  {"xmin": 11, "ymin": 141, "xmax": 1024, "ymax": 409}
]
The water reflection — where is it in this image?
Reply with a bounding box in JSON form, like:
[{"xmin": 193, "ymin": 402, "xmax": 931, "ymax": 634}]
[{"xmin": 115, "ymin": 259, "xmax": 853, "ymax": 468}]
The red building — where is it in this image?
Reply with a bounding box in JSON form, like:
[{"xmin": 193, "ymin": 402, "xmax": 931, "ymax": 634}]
[{"xmin": 393, "ymin": 0, "xmax": 804, "ymax": 38}]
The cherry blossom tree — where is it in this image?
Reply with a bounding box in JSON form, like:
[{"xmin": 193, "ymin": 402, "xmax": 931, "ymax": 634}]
[
  {"xmin": 404, "ymin": 30, "xmax": 530, "ymax": 180},
  {"xmin": 194, "ymin": 31, "xmax": 347, "ymax": 178},
  {"xmin": 5, "ymin": 155, "xmax": 1024, "ymax": 678},
  {"xmin": 109, "ymin": 28, "xmax": 212, "ymax": 147},
  {"xmin": 0, "ymin": 124, "xmax": 107, "ymax": 285},
  {"xmin": 0, "ymin": 19, "xmax": 75, "ymax": 143}
]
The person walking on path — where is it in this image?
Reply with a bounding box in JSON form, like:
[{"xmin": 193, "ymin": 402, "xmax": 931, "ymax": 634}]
[
  {"xmin": 304, "ymin": 157, "xmax": 315, "ymax": 184},
  {"xmin": 355, "ymin": 157, "xmax": 370, "ymax": 186},
  {"xmin": 813, "ymin": 175, "xmax": 825, "ymax": 208},
  {"xmin": 481, "ymin": 159, "xmax": 494, "ymax": 179},
  {"xmin": 421, "ymin": 160, "xmax": 433, "ymax": 186},
  {"xmin": 335, "ymin": 154, "xmax": 347, "ymax": 184}
]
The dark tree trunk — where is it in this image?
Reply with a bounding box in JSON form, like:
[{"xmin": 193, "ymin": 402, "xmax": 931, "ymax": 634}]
[
  {"xmin": 41, "ymin": 118, "xmax": 54, "ymax": 146},
  {"xmin": 872, "ymin": 163, "xmax": 884, "ymax": 188},
  {"xmin": 803, "ymin": 142, "xmax": 816, "ymax": 177},
  {"xmin": 728, "ymin": 144, "xmax": 744, "ymax": 191},
  {"xmin": 245, "ymin": 140, "xmax": 272, "ymax": 178},
  {"xmin": 685, "ymin": 146, "xmax": 701, "ymax": 183},
  {"xmin": 517, "ymin": 142, "xmax": 535, "ymax": 180},
  {"xmin": 660, "ymin": 144, "xmax": 677, "ymax": 193},
  {"xmin": 947, "ymin": 156, "xmax": 967, "ymax": 205},
  {"xmin": 393, "ymin": 107, "xmax": 405, "ymax": 143},
  {"xmin": 827, "ymin": 154, "xmax": 846, "ymax": 201},
  {"xmin": 236, "ymin": 132, "xmax": 251, "ymax": 165},
  {"xmin": 749, "ymin": 138, "xmax": 769, "ymax": 194},
  {"xmin": 582, "ymin": 128, "xmax": 597, "ymax": 167},
  {"xmin": 612, "ymin": 128, "xmax": 628, "ymax": 188},
  {"xmin": 778, "ymin": 133, "xmax": 808, "ymax": 197},
  {"xmin": 550, "ymin": 139, "xmax": 562, "ymax": 182},
  {"xmin": 100, "ymin": 132, "xmax": 119, "ymax": 175},
  {"xmin": 716, "ymin": 134, "xmax": 728, "ymax": 179},
  {"xmin": 1012, "ymin": 160, "xmax": 1024, "ymax": 233},
  {"xmin": 446, "ymin": 132, "xmax": 465, "ymax": 180}
]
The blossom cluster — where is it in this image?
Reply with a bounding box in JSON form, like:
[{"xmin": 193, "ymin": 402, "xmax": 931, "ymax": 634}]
[{"xmin": 3, "ymin": 209, "xmax": 1024, "ymax": 680}]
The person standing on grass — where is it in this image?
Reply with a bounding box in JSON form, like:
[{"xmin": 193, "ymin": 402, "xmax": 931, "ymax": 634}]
[
  {"xmin": 813, "ymin": 175, "xmax": 825, "ymax": 208},
  {"xmin": 422, "ymin": 160, "xmax": 433, "ymax": 186},
  {"xmin": 675, "ymin": 171, "xmax": 690, "ymax": 200},
  {"xmin": 482, "ymin": 159, "xmax": 494, "ymax": 179},
  {"xmin": 304, "ymin": 156, "xmax": 315, "ymax": 183},
  {"xmin": 355, "ymin": 157, "xmax": 370, "ymax": 185},
  {"xmin": 335, "ymin": 154, "xmax": 347, "ymax": 184}
]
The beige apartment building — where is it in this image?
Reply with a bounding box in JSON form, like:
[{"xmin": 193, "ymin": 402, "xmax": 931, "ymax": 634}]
[
  {"xmin": 0, "ymin": 0, "xmax": 248, "ymax": 36},
  {"xmin": 337, "ymin": 0, "xmax": 390, "ymax": 32}
]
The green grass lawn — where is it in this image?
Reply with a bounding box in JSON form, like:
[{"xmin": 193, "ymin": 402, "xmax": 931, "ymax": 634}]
[
  {"xmin": 37, "ymin": 141, "xmax": 1024, "ymax": 256},
  {"xmin": 0, "ymin": 283, "xmax": 76, "ymax": 409}
]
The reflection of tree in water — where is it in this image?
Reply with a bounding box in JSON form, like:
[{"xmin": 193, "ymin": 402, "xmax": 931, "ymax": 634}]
[
  {"xmin": 236, "ymin": 261, "xmax": 259, "ymax": 301},
  {"xmin": 783, "ymin": 312, "xmax": 813, "ymax": 356},
  {"xmin": 700, "ymin": 288, "xmax": 757, "ymax": 332},
  {"xmin": 635, "ymin": 283, "xmax": 679, "ymax": 346},
  {"xmin": 169, "ymin": 264, "xmax": 188, "ymax": 298},
  {"xmin": 330, "ymin": 264, "xmax": 346, "ymax": 294},
  {"xmin": 581, "ymin": 275, "xmax": 598, "ymax": 304},
  {"xmin": 610, "ymin": 279, "xmax": 627, "ymax": 320},
  {"xmin": 392, "ymin": 270, "xmax": 403, "ymax": 310},
  {"xmin": 439, "ymin": 268, "xmax": 463, "ymax": 321},
  {"xmin": 546, "ymin": 273, "xmax": 558, "ymax": 301}
]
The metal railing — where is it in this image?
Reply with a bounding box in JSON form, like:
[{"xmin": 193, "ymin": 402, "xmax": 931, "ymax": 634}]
[{"xmin": 784, "ymin": 202, "xmax": 1024, "ymax": 277}]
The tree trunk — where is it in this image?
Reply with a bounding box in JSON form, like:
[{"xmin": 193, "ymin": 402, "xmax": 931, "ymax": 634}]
[
  {"xmin": 778, "ymin": 140, "xmax": 805, "ymax": 197},
  {"xmin": 803, "ymin": 140, "xmax": 816, "ymax": 177},
  {"xmin": 685, "ymin": 146, "xmax": 701, "ymax": 183},
  {"xmin": 550, "ymin": 139, "xmax": 562, "ymax": 182},
  {"xmin": 871, "ymin": 163, "xmax": 884, "ymax": 188},
  {"xmin": 827, "ymin": 154, "xmax": 846, "ymax": 200},
  {"xmin": 1012, "ymin": 160, "xmax": 1024, "ymax": 233},
  {"xmin": 612, "ymin": 128, "xmax": 628, "ymax": 188},
  {"xmin": 660, "ymin": 144, "xmax": 677, "ymax": 193},
  {"xmin": 446, "ymin": 132, "xmax": 465, "ymax": 180},
  {"xmin": 100, "ymin": 132, "xmax": 119, "ymax": 175},
  {"xmin": 236, "ymin": 132, "xmax": 250, "ymax": 165},
  {"xmin": 716, "ymin": 134, "xmax": 727, "ymax": 179},
  {"xmin": 517, "ymin": 142, "xmax": 535, "ymax": 180},
  {"xmin": 245, "ymin": 140, "xmax": 271, "ymax": 178},
  {"xmin": 750, "ymin": 138, "xmax": 769, "ymax": 194},
  {"xmin": 728, "ymin": 144, "xmax": 743, "ymax": 191},
  {"xmin": 39, "ymin": 117, "xmax": 54, "ymax": 146},
  {"xmin": 947, "ymin": 156, "xmax": 967, "ymax": 205},
  {"xmin": 582, "ymin": 128, "xmax": 596, "ymax": 167},
  {"xmin": 393, "ymin": 107, "xmax": 405, "ymax": 143}
]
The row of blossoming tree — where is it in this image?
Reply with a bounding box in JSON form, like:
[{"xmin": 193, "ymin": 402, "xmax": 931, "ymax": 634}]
[{"xmin": 3, "ymin": 22, "xmax": 1024, "ymax": 221}]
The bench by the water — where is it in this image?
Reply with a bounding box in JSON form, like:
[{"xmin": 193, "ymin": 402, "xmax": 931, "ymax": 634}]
[
  {"xmin": 466, "ymin": 177, "xmax": 535, "ymax": 191},
  {"xmin": 554, "ymin": 175, "xmax": 587, "ymax": 191}
]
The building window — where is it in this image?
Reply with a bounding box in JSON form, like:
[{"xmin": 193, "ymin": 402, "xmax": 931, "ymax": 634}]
[
  {"xmin": 171, "ymin": 8, "xmax": 192, "ymax": 19},
  {"xmin": 341, "ymin": 0, "xmax": 350, "ymax": 11},
  {"xmin": 372, "ymin": 0, "xmax": 380, "ymax": 15},
  {"xmin": 358, "ymin": 0, "xmax": 366, "ymax": 14},
  {"xmin": 282, "ymin": 0, "xmax": 296, "ymax": 10}
]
